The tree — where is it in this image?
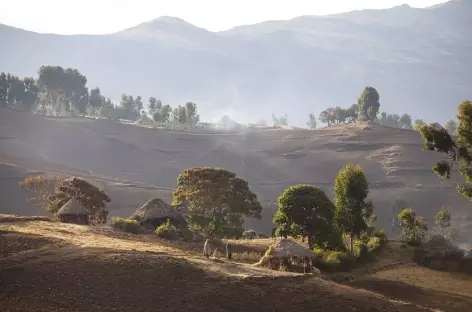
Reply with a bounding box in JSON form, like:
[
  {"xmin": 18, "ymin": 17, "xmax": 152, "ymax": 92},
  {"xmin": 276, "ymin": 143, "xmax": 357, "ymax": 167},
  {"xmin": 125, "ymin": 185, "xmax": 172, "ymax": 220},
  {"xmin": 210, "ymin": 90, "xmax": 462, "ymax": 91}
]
[
  {"xmin": 88, "ymin": 87, "xmax": 103, "ymax": 115},
  {"xmin": 380, "ymin": 112, "xmax": 388, "ymax": 125},
  {"xmin": 134, "ymin": 96, "xmax": 143, "ymax": 114},
  {"xmin": 153, "ymin": 104, "xmax": 171, "ymax": 123},
  {"xmin": 273, "ymin": 184, "xmax": 341, "ymax": 249},
  {"xmin": 172, "ymin": 167, "xmax": 262, "ymax": 238},
  {"xmin": 419, "ymin": 100, "xmax": 472, "ymax": 200},
  {"xmin": 22, "ymin": 77, "xmax": 39, "ymax": 111},
  {"xmin": 334, "ymin": 163, "xmax": 375, "ymax": 253},
  {"xmin": 307, "ymin": 113, "xmax": 317, "ymax": 129},
  {"xmin": 19, "ymin": 176, "xmax": 110, "ymax": 223},
  {"xmin": 272, "ymin": 114, "xmax": 288, "ymax": 126},
  {"xmin": 98, "ymin": 98, "xmax": 115, "ymax": 118},
  {"xmin": 19, "ymin": 175, "xmax": 64, "ymax": 215},
  {"xmin": 444, "ymin": 119, "xmax": 457, "ymax": 135},
  {"xmin": 391, "ymin": 199, "xmax": 408, "ymax": 237},
  {"xmin": 399, "ymin": 113, "xmax": 413, "ymax": 129},
  {"xmin": 435, "ymin": 206, "xmax": 451, "ymax": 237},
  {"xmin": 357, "ymin": 86, "xmax": 380, "ymax": 121},
  {"xmin": 0, "ymin": 72, "xmax": 7, "ymax": 108},
  {"xmin": 185, "ymin": 102, "xmax": 199, "ymax": 125},
  {"xmin": 413, "ymin": 119, "xmax": 425, "ymax": 131},
  {"xmin": 397, "ymin": 208, "xmax": 428, "ymax": 245}
]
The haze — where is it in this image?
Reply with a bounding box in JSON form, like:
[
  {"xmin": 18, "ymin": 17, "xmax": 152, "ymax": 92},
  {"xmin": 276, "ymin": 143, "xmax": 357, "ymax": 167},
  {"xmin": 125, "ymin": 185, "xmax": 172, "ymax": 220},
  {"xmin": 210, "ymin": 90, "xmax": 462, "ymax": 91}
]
[{"xmin": 1, "ymin": 0, "xmax": 446, "ymax": 34}]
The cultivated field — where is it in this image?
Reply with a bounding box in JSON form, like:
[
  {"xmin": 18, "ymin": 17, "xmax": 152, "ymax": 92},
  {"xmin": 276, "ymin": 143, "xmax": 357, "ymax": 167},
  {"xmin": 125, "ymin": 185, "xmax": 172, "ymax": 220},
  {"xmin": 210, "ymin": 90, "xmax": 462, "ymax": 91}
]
[{"xmin": 2, "ymin": 216, "xmax": 471, "ymax": 312}]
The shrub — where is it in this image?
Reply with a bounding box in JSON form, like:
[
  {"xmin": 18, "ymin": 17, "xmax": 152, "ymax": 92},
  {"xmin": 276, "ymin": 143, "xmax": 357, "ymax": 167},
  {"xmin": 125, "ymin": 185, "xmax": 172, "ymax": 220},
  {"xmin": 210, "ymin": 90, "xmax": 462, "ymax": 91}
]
[
  {"xmin": 111, "ymin": 217, "xmax": 141, "ymax": 234},
  {"xmin": 156, "ymin": 219, "xmax": 180, "ymax": 240},
  {"xmin": 367, "ymin": 236, "xmax": 383, "ymax": 252},
  {"xmin": 374, "ymin": 229, "xmax": 388, "ymax": 242}
]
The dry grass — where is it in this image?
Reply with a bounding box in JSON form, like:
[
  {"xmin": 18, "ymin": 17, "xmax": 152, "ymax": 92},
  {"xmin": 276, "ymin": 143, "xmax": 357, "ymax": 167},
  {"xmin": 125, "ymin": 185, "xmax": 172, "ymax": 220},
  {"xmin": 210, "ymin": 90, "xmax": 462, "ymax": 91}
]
[{"xmin": 231, "ymin": 251, "xmax": 263, "ymax": 263}]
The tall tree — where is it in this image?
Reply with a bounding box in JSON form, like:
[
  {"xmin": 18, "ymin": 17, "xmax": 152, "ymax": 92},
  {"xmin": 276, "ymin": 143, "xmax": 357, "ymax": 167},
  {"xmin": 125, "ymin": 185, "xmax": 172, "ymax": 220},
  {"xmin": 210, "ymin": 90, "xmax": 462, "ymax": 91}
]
[
  {"xmin": 334, "ymin": 163, "xmax": 375, "ymax": 252},
  {"xmin": 172, "ymin": 167, "xmax": 262, "ymax": 238},
  {"xmin": 397, "ymin": 208, "xmax": 428, "ymax": 245},
  {"xmin": 89, "ymin": 87, "xmax": 103, "ymax": 114},
  {"xmin": 413, "ymin": 119, "xmax": 425, "ymax": 131},
  {"xmin": 185, "ymin": 102, "xmax": 199, "ymax": 125},
  {"xmin": 0, "ymin": 72, "xmax": 7, "ymax": 108},
  {"xmin": 435, "ymin": 206, "xmax": 451, "ymax": 237},
  {"xmin": 399, "ymin": 113, "xmax": 413, "ymax": 129},
  {"xmin": 357, "ymin": 86, "xmax": 380, "ymax": 121},
  {"xmin": 273, "ymin": 184, "xmax": 341, "ymax": 249},
  {"xmin": 444, "ymin": 119, "xmax": 457, "ymax": 135},
  {"xmin": 307, "ymin": 113, "xmax": 317, "ymax": 129},
  {"xmin": 419, "ymin": 100, "xmax": 472, "ymax": 200}
]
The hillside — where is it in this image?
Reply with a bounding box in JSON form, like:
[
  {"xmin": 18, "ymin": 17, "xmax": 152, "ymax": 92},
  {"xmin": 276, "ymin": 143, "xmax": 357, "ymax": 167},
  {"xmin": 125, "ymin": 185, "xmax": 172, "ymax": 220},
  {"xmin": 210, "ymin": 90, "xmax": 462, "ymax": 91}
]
[
  {"xmin": 1, "ymin": 108, "xmax": 471, "ymax": 237},
  {"xmin": 1, "ymin": 0, "xmax": 471, "ymax": 125},
  {"xmin": 1, "ymin": 215, "xmax": 471, "ymax": 311}
]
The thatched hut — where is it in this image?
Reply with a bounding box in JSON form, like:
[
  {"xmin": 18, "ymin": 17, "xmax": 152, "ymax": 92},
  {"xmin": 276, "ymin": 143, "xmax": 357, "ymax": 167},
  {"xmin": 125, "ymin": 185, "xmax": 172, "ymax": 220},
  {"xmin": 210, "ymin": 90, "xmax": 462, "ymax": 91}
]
[
  {"xmin": 57, "ymin": 198, "xmax": 89, "ymax": 225},
  {"xmin": 255, "ymin": 238, "xmax": 318, "ymax": 274},
  {"xmin": 129, "ymin": 198, "xmax": 191, "ymax": 240}
]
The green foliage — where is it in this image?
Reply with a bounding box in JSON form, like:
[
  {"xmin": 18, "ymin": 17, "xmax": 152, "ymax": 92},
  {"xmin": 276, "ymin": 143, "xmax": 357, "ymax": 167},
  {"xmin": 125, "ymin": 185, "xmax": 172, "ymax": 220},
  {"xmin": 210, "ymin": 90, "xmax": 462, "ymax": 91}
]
[
  {"xmin": 374, "ymin": 229, "xmax": 388, "ymax": 242},
  {"xmin": 419, "ymin": 100, "xmax": 472, "ymax": 200},
  {"xmin": 319, "ymin": 104, "xmax": 357, "ymax": 126},
  {"xmin": 172, "ymin": 167, "xmax": 262, "ymax": 239},
  {"xmin": 357, "ymin": 86, "xmax": 380, "ymax": 121},
  {"xmin": 333, "ymin": 163, "xmax": 375, "ymax": 253},
  {"xmin": 273, "ymin": 184, "xmax": 342, "ymax": 250},
  {"xmin": 435, "ymin": 206, "xmax": 451, "ymax": 237},
  {"xmin": 397, "ymin": 208, "xmax": 428, "ymax": 246},
  {"xmin": 112, "ymin": 217, "xmax": 141, "ymax": 234},
  {"xmin": 307, "ymin": 113, "xmax": 317, "ymax": 129},
  {"xmin": 413, "ymin": 119, "xmax": 426, "ymax": 131},
  {"xmin": 156, "ymin": 219, "xmax": 180, "ymax": 240}
]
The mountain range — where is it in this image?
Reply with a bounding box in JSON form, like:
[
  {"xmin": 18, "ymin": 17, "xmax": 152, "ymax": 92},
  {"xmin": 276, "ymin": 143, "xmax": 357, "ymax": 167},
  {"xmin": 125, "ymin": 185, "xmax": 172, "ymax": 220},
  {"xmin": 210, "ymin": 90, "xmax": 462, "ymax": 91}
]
[{"xmin": 1, "ymin": 0, "xmax": 471, "ymax": 126}]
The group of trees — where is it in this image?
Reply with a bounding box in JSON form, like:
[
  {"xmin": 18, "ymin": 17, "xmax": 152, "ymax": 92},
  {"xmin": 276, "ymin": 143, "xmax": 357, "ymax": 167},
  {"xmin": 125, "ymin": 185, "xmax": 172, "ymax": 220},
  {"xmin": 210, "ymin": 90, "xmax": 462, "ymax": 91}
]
[
  {"xmin": 19, "ymin": 176, "xmax": 111, "ymax": 224},
  {"xmin": 273, "ymin": 163, "xmax": 376, "ymax": 254},
  {"xmin": 1, "ymin": 66, "xmax": 201, "ymax": 126},
  {"xmin": 318, "ymin": 104, "xmax": 358, "ymax": 126},
  {"xmin": 150, "ymin": 101, "xmax": 200, "ymax": 126},
  {"xmin": 272, "ymin": 114, "xmax": 288, "ymax": 127}
]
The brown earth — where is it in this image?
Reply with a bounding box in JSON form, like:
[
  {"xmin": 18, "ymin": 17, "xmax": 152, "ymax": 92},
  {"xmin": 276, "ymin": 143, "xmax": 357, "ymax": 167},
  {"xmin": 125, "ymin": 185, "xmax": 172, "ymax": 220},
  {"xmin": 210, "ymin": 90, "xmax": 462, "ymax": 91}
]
[
  {"xmin": 1, "ymin": 108, "xmax": 471, "ymax": 237},
  {"xmin": 3, "ymin": 216, "xmax": 472, "ymax": 312}
]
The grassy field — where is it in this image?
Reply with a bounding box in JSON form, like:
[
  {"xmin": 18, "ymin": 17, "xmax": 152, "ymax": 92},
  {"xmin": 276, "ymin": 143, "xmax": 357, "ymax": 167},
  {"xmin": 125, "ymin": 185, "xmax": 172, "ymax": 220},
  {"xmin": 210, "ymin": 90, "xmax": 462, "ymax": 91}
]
[{"xmin": 1, "ymin": 215, "xmax": 471, "ymax": 312}]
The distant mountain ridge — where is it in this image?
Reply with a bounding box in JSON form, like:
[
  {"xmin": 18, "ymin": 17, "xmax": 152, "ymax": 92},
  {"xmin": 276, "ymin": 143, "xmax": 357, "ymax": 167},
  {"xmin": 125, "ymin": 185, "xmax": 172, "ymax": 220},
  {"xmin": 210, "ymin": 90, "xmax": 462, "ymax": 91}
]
[{"xmin": 1, "ymin": 0, "xmax": 471, "ymax": 126}]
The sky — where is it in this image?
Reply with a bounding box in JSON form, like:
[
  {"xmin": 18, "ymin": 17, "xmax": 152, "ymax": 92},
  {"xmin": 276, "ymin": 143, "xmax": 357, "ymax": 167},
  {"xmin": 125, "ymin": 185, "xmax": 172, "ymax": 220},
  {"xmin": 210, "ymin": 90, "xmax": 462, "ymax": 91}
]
[{"xmin": 1, "ymin": 0, "xmax": 447, "ymax": 34}]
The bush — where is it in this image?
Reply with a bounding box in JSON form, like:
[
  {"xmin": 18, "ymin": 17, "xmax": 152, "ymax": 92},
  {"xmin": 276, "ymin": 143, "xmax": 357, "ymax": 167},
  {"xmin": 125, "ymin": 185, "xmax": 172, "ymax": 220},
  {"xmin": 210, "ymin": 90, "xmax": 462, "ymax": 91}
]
[
  {"xmin": 156, "ymin": 220, "xmax": 180, "ymax": 240},
  {"xmin": 111, "ymin": 217, "xmax": 141, "ymax": 234},
  {"xmin": 313, "ymin": 247, "xmax": 352, "ymax": 268},
  {"xmin": 367, "ymin": 236, "xmax": 383, "ymax": 252},
  {"xmin": 374, "ymin": 229, "xmax": 388, "ymax": 242}
]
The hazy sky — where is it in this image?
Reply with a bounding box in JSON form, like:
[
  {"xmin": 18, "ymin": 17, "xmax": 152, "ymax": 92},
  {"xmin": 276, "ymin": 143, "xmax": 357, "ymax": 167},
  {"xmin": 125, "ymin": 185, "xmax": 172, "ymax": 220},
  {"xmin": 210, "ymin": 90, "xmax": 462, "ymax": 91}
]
[{"xmin": 1, "ymin": 0, "xmax": 446, "ymax": 34}]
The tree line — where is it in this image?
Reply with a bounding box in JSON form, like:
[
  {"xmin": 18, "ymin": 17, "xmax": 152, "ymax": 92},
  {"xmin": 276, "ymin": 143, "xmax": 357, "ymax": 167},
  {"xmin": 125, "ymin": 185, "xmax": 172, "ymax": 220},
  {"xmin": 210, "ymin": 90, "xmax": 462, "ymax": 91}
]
[
  {"xmin": 309, "ymin": 86, "xmax": 459, "ymax": 133},
  {"xmin": 0, "ymin": 66, "xmax": 201, "ymax": 128}
]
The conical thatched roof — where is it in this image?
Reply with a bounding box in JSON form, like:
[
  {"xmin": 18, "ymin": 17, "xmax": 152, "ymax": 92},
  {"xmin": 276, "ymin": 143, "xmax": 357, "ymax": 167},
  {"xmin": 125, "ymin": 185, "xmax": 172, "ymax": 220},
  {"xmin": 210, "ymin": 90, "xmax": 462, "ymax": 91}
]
[
  {"xmin": 263, "ymin": 238, "xmax": 315, "ymax": 259},
  {"xmin": 130, "ymin": 198, "xmax": 184, "ymax": 223},
  {"xmin": 57, "ymin": 198, "xmax": 87, "ymax": 215}
]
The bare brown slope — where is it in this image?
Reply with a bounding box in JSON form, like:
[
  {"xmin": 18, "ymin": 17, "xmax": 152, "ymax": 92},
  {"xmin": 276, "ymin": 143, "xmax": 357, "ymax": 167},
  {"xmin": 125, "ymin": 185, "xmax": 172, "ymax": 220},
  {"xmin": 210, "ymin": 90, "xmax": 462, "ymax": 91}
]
[
  {"xmin": 0, "ymin": 218, "xmax": 439, "ymax": 312},
  {"xmin": 0, "ymin": 109, "xmax": 470, "ymax": 235}
]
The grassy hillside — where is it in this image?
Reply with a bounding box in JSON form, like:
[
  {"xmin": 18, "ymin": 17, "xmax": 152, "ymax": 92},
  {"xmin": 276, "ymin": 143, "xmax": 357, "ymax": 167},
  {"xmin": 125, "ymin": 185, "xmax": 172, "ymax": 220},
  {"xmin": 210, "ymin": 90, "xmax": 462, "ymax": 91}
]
[
  {"xmin": 1, "ymin": 108, "xmax": 471, "ymax": 236},
  {"xmin": 1, "ymin": 215, "xmax": 471, "ymax": 312}
]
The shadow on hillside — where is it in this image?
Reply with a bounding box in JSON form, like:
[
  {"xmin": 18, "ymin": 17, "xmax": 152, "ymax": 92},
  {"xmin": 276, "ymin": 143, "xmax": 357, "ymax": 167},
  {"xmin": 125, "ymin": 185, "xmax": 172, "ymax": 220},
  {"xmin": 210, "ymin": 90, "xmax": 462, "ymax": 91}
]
[
  {"xmin": 349, "ymin": 278, "xmax": 472, "ymax": 312},
  {"xmin": 0, "ymin": 251, "xmax": 429, "ymax": 312}
]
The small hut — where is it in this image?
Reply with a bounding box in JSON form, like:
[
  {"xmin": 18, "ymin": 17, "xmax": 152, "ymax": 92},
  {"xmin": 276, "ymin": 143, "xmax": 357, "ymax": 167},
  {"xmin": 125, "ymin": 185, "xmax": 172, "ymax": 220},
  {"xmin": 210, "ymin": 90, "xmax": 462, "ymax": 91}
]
[
  {"xmin": 129, "ymin": 198, "xmax": 191, "ymax": 240},
  {"xmin": 57, "ymin": 198, "xmax": 89, "ymax": 225},
  {"xmin": 255, "ymin": 238, "xmax": 319, "ymax": 274}
]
